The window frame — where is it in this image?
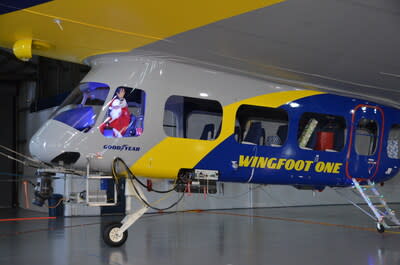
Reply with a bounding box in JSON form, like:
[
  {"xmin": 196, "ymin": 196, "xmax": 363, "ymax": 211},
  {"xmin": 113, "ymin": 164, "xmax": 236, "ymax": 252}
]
[
  {"xmin": 162, "ymin": 95, "xmax": 223, "ymax": 141},
  {"xmin": 387, "ymin": 124, "xmax": 400, "ymax": 159},
  {"xmin": 99, "ymin": 86, "xmax": 146, "ymax": 138},
  {"xmin": 297, "ymin": 112, "xmax": 347, "ymax": 152},
  {"xmin": 354, "ymin": 118, "xmax": 378, "ymax": 156},
  {"xmin": 235, "ymin": 104, "xmax": 289, "ymax": 147}
]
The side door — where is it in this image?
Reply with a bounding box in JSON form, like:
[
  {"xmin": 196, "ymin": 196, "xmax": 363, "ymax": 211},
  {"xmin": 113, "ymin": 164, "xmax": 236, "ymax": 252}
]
[{"xmin": 345, "ymin": 105, "xmax": 384, "ymax": 180}]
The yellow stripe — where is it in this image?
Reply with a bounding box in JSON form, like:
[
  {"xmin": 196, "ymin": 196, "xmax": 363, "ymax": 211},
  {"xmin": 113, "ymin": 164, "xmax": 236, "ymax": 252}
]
[
  {"xmin": 131, "ymin": 90, "xmax": 324, "ymax": 179},
  {"xmin": 0, "ymin": 0, "xmax": 285, "ymax": 62}
]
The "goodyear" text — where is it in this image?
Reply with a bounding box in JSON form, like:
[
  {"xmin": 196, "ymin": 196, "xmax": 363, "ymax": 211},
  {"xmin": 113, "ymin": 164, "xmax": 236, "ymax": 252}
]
[{"xmin": 103, "ymin": 144, "xmax": 140, "ymax": 151}]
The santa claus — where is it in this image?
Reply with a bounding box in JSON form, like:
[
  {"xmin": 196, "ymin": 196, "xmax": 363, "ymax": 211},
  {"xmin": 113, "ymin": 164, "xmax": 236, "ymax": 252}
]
[{"xmin": 99, "ymin": 87, "xmax": 131, "ymax": 137}]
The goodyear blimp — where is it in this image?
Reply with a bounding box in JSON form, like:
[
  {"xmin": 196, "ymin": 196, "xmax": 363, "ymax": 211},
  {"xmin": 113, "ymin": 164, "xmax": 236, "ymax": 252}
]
[
  {"xmin": 23, "ymin": 53, "xmax": 400, "ymax": 245},
  {"xmin": 1, "ymin": 0, "xmax": 399, "ymax": 247}
]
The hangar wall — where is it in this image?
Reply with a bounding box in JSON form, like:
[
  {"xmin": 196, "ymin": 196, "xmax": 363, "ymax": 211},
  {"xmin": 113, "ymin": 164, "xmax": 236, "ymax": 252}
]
[{"xmin": 0, "ymin": 85, "xmax": 16, "ymax": 208}]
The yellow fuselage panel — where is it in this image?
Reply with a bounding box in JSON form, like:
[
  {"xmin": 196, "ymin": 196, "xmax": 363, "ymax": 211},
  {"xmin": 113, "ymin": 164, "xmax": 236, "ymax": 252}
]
[{"xmin": 0, "ymin": 0, "xmax": 284, "ymax": 62}]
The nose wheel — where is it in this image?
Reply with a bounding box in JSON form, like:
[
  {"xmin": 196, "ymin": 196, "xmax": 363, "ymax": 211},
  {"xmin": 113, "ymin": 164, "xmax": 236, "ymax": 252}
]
[
  {"xmin": 376, "ymin": 223, "xmax": 385, "ymax": 233},
  {"xmin": 103, "ymin": 222, "xmax": 128, "ymax": 247}
]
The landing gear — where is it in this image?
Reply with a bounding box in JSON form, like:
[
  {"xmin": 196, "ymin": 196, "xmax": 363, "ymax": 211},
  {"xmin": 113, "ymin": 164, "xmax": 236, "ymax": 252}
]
[
  {"xmin": 376, "ymin": 223, "xmax": 385, "ymax": 234},
  {"xmin": 101, "ymin": 158, "xmax": 188, "ymax": 247},
  {"xmin": 102, "ymin": 173, "xmax": 149, "ymax": 247},
  {"xmin": 103, "ymin": 222, "xmax": 128, "ymax": 247}
]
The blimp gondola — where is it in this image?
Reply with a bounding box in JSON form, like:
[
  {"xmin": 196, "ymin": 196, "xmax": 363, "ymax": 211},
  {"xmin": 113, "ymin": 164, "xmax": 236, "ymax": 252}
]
[{"xmin": 23, "ymin": 53, "xmax": 400, "ymax": 246}]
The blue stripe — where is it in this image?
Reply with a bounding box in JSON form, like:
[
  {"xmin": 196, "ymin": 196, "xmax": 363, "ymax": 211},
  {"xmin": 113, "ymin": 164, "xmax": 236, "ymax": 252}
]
[{"xmin": 0, "ymin": 0, "xmax": 53, "ymax": 15}]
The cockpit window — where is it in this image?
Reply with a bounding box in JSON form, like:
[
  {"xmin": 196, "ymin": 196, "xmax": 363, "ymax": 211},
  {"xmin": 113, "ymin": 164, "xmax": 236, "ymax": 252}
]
[
  {"xmin": 99, "ymin": 87, "xmax": 146, "ymax": 138},
  {"xmin": 52, "ymin": 82, "xmax": 110, "ymax": 132}
]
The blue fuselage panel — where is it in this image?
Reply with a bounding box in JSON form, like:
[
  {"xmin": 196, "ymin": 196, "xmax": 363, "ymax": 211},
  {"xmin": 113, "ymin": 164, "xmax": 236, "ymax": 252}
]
[{"xmin": 194, "ymin": 94, "xmax": 400, "ymax": 187}]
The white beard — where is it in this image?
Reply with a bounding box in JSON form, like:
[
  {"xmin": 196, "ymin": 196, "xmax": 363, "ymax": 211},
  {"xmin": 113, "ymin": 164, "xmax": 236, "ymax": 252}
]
[{"xmin": 109, "ymin": 98, "xmax": 126, "ymax": 120}]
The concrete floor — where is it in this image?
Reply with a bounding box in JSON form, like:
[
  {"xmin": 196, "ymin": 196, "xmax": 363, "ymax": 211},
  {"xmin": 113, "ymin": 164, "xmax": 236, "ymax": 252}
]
[{"xmin": 1, "ymin": 205, "xmax": 400, "ymax": 265}]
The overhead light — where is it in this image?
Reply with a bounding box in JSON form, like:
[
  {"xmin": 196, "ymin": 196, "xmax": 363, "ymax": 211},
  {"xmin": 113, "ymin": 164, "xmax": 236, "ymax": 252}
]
[
  {"xmin": 289, "ymin": 102, "xmax": 299, "ymax": 108},
  {"xmin": 200, "ymin": 93, "xmax": 208, "ymax": 97}
]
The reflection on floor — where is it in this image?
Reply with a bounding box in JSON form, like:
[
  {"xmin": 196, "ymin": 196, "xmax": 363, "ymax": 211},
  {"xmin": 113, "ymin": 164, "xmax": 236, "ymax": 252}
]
[{"xmin": 1, "ymin": 205, "xmax": 400, "ymax": 265}]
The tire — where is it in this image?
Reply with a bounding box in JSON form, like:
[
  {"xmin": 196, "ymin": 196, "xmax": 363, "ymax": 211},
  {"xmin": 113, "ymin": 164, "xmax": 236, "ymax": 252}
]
[
  {"xmin": 103, "ymin": 222, "xmax": 128, "ymax": 247},
  {"xmin": 376, "ymin": 223, "xmax": 385, "ymax": 234}
]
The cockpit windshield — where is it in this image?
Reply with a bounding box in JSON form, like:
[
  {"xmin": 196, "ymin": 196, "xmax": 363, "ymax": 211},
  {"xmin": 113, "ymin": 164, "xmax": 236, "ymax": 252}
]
[{"xmin": 52, "ymin": 82, "xmax": 110, "ymax": 132}]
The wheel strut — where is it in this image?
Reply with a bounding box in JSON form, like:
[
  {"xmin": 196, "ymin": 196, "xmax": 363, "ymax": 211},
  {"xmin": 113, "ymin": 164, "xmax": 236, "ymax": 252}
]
[{"xmin": 102, "ymin": 177, "xmax": 149, "ymax": 247}]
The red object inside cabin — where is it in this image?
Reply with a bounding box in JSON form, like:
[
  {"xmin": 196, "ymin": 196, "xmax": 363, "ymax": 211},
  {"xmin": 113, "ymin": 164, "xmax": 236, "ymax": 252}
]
[{"xmin": 315, "ymin": 131, "xmax": 334, "ymax": 151}]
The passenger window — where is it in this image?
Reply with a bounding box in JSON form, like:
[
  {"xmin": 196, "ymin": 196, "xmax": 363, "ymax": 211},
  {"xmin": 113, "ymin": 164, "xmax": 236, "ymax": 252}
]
[
  {"xmin": 388, "ymin": 125, "xmax": 400, "ymax": 159},
  {"xmin": 99, "ymin": 87, "xmax": 146, "ymax": 138},
  {"xmin": 355, "ymin": 119, "xmax": 378, "ymax": 155},
  {"xmin": 298, "ymin": 112, "xmax": 346, "ymax": 152},
  {"xmin": 235, "ymin": 105, "xmax": 288, "ymax": 146},
  {"xmin": 163, "ymin": 95, "xmax": 222, "ymax": 140}
]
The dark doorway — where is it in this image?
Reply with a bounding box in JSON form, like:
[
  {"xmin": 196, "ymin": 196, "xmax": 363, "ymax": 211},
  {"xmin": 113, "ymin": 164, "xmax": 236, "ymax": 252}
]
[{"xmin": 0, "ymin": 95, "xmax": 16, "ymax": 208}]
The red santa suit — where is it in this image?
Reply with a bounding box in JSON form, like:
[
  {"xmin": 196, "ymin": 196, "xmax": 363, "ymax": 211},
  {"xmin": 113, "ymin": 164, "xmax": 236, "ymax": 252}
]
[{"xmin": 100, "ymin": 97, "xmax": 131, "ymax": 137}]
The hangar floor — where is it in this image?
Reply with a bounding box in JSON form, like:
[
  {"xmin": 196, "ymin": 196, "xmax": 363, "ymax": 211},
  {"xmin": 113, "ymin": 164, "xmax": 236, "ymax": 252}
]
[{"xmin": 1, "ymin": 205, "xmax": 400, "ymax": 265}]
